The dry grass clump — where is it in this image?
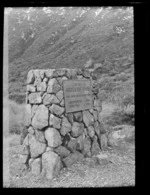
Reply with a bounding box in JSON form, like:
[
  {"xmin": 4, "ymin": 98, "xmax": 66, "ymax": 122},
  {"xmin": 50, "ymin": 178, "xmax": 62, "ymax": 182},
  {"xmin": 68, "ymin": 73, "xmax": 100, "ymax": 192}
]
[{"xmin": 4, "ymin": 98, "xmax": 26, "ymax": 135}]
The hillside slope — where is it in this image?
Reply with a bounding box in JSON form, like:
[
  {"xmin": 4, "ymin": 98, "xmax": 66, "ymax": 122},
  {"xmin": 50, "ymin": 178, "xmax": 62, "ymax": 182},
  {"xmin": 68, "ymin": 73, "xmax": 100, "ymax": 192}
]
[{"xmin": 7, "ymin": 7, "xmax": 134, "ymax": 103}]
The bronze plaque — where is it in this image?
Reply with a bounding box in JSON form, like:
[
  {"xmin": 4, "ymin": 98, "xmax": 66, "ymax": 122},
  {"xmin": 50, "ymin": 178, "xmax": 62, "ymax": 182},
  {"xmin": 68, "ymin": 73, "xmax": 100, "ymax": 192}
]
[{"xmin": 63, "ymin": 80, "xmax": 93, "ymax": 113}]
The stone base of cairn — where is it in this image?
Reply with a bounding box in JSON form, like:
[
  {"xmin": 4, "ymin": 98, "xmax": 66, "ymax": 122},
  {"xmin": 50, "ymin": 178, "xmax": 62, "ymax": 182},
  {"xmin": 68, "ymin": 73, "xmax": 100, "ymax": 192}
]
[{"xmin": 20, "ymin": 68, "xmax": 108, "ymax": 179}]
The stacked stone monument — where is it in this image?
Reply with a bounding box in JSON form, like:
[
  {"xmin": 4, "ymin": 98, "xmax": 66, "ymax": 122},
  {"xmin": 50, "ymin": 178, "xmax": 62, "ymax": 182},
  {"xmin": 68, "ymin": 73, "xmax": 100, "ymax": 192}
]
[{"xmin": 20, "ymin": 68, "xmax": 108, "ymax": 179}]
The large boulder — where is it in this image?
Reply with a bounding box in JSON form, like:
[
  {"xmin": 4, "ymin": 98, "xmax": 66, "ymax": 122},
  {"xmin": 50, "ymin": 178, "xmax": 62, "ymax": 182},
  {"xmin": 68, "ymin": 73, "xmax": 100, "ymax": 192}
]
[
  {"xmin": 62, "ymin": 151, "xmax": 84, "ymax": 167},
  {"xmin": 71, "ymin": 122, "xmax": 84, "ymax": 138},
  {"xmin": 83, "ymin": 110, "xmax": 94, "ymax": 127},
  {"xmin": 45, "ymin": 128, "xmax": 62, "ymax": 148},
  {"xmin": 28, "ymin": 93, "xmax": 42, "ymax": 104},
  {"xmin": 49, "ymin": 114, "xmax": 61, "ymax": 129},
  {"xmin": 54, "ymin": 146, "xmax": 70, "ymax": 158},
  {"xmin": 29, "ymin": 135, "xmax": 46, "ymax": 158},
  {"xmin": 49, "ymin": 104, "xmax": 64, "ymax": 116},
  {"xmin": 30, "ymin": 157, "xmax": 42, "ymax": 175},
  {"xmin": 42, "ymin": 151, "xmax": 62, "ymax": 180},
  {"xmin": 32, "ymin": 105, "xmax": 48, "ymax": 130}
]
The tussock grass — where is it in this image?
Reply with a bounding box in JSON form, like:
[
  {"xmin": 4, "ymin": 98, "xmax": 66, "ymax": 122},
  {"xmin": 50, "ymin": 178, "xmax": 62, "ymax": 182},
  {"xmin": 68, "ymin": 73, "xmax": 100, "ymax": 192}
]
[{"xmin": 4, "ymin": 98, "xmax": 26, "ymax": 135}]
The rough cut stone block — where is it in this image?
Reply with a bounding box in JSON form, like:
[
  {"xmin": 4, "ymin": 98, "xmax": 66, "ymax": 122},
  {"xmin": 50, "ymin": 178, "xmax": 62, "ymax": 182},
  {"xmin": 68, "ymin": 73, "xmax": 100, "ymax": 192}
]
[
  {"xmin": 71, "ymin": 122, "xmax": 84, "ymax": 138},
  {"xmin": 67, "ymin": 139, "xmax": 77, "ymax": 152},
  {"xmin": 91, "ymin": 136, "xmax": 101, "ymax": 155},
  {"xmin": 53, "ymin": 69, "xmax": 66, "ymax": 77},
  {"xmin": 62, "ymin": 151, "xmax": 84, "ymax": 167},
  {"xmin": 45, "ymin": 128, "xmax": 62, "ymax": 148},
  {"xmin": 43, "ymin": 94, "xmax": 60, "ymax": 105},
  {"xmin": 31, "ymin": 157, "xmax": 42, "ymax": 175},
  {"xmin": 67, "ymin": 113, "xmax": 74, "ymax": 125},
  {"xmin": 27, "ymin": 70, "xmax": 35, "ymax": 84},
  {"xmin": 28, "ymin": 93, "xmax": 42, "ymax": 104},
  {"xmin": 47, "ymin": 78, "xmax": 61, "ymax": 94},
  {"xmin": 73, "ymin": 111, "xmax": 83, "ymax": 122},
  {"xmin": 66, "ymin": 69, "xmax": 77, "ymax": 79},
  {"xmin": 42, "ymin": 151, "xmax": 62, "ymax": 180},
  {"xmin": 62, "ymin": 116, "xmax": 71, "ymax": 128},
  {"xmin": 60, "ymin": 126, "xmax": 71, "ymax": 136},
  {"xmin": 49, "ymin": 104, "xmax": 64, "ymax": 116},
  {"xmin": 37, "ymin": 81, "xmax": 47, "ymax": 92},
  {"xmin": 57, "ymin": 76, "xmax": 68, "ymax": 86},
  {"xmin": 87, "ymin": 126, "xmax": 95, "ymax": 138},
  {"xmin": 49, "ymin": 114, "xmax": 61, "ymax": 129},
  {"xmin": 54, "ymin": 146, "xmax": 70, "ymax": 158},
  {"xmin": 45, "ymin": 69, "xmax": 55, "ymax": 78},
  {"xmin": 83, "ymin": 110, "xmax": 94, "ymax": 127},
  {"xmin": 32, "ymin": 105, "xmax": 49, "ymax": 130},
  {"xmin": 56, "ymin": 90, "xmax": 64, "ymax": 102},
  {"xmin": 27, "ymin": 85, "xmax": 36, "ymax": 92},
  {"xmin": 35, "ymin": 129, "xmax": 46, "ymax": 143},
  {"xmin": 82, "ymin": 69, "xmax": 91, "ymax": 78},
  {"xmin": 29, "ymin": 135, "xmax": 46, "ymax": 158},
  {"xmin": 60, "ymin": 99, "xmax": 65, "ymax": 106}
]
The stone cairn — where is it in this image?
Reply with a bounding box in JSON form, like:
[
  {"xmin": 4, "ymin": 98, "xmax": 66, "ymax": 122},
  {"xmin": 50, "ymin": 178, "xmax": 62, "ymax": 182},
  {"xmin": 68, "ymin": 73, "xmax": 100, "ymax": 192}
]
[{"xmin": 20, "ymin": 68, "xmax": 108, "ymax": 179}]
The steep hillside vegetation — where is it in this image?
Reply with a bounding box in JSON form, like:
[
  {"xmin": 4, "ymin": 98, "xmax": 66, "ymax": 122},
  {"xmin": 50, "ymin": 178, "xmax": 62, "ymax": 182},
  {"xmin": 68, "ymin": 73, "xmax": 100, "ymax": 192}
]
[{"xmin": 7, "ymin": 7, "xmax": 134, "ymax": 104}]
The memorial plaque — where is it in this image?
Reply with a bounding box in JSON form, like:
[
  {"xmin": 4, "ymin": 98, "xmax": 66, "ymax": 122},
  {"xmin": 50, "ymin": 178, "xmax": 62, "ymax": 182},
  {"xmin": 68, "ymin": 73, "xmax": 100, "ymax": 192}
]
[{"xmin": 63, "ymin": 80, "xmax": 93, "ymax": 113}]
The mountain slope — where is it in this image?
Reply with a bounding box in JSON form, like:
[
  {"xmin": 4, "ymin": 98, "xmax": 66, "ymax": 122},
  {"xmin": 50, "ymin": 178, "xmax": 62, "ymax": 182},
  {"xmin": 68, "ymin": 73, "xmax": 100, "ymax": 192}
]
[{"xmin": 7, "ymin": 7, "xmax": 134, "ymax": 103}]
